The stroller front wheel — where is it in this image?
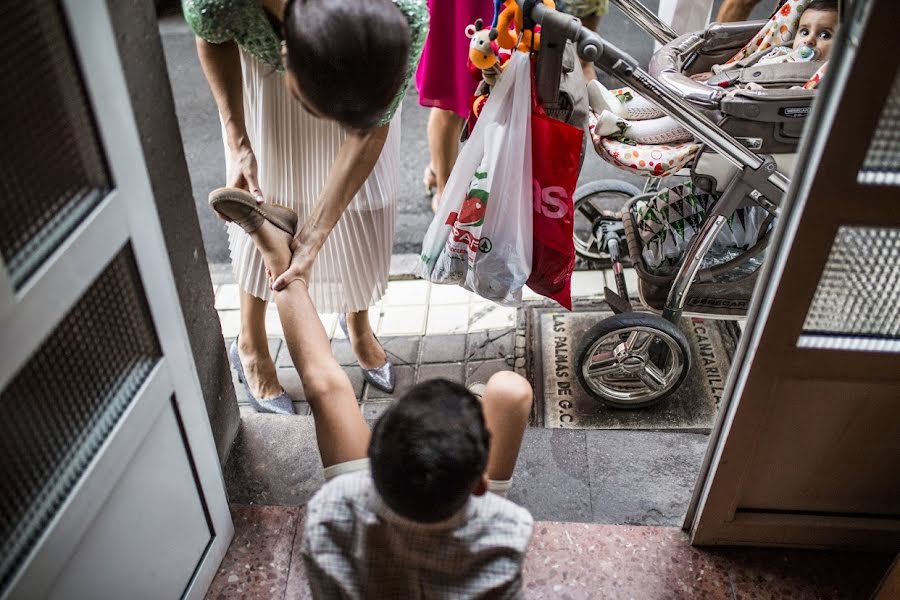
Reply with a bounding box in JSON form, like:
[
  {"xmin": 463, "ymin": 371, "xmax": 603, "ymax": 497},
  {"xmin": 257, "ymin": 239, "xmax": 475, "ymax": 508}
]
[{"xmin": 576, "ymin": 312, "xmax": 691, "ymax": 409}]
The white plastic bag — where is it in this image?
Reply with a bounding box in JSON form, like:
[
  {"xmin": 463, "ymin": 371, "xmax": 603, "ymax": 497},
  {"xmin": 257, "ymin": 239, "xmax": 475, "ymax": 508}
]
[{"xmin": 417, "ymin": 51, "xmax": 533, "ymax": 306}]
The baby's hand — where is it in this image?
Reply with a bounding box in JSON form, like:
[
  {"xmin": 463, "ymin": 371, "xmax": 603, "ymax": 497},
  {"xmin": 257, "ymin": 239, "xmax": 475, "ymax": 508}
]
[{"xmin": 690, "ymin": 72, "xmax": 713, "ymax": 82}]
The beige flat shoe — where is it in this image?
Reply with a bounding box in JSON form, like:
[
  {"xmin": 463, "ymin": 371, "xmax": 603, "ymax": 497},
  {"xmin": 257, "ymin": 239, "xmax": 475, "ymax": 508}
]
[{"xmin": 208, "ymin": 187, "xmax": 298, "ymax": 236}]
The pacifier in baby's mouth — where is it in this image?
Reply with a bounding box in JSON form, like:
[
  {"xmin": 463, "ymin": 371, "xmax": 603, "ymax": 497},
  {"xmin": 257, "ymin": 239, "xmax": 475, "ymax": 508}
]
[{"xmin": 796, "ymin": 46, "xmax": 819, "ymax": 61}]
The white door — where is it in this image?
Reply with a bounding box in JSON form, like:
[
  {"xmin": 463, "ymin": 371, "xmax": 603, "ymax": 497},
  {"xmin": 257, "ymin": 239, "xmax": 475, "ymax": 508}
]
[
  {"xmin": 0, "ymin": 1, "xmax": 232, "ymax": 598},
  {"xmin": 688, "ymin": 0, "xmax": 900, "ymax": 548}
]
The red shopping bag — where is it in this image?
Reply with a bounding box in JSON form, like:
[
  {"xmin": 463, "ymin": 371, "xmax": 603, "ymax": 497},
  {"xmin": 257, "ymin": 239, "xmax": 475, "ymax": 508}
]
[{"xmin": 526, "ymin": 78, "xmax": 583, "ymax": 310}]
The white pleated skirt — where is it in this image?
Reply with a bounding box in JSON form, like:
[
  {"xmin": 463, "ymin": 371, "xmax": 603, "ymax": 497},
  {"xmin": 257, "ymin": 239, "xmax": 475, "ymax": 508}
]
[{"xmin": 224, "ymin": 51, "xmax": 400, "ymax": 312}]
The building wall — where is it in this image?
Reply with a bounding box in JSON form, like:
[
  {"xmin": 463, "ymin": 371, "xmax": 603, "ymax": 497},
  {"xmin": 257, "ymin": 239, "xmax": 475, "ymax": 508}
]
[{"xmin": 106, "ymin": 0, "xmax": 240, "ymax": 464}]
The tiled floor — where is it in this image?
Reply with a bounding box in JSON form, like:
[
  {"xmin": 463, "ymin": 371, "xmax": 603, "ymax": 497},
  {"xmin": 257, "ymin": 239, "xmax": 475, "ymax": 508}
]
[
  {"xmin": 206, "ymin": 505, "xmax": 893, "ymax": 600},
  {"xmin": 216, "ymin": 270, "xmax": 617, "ymax": 415}
]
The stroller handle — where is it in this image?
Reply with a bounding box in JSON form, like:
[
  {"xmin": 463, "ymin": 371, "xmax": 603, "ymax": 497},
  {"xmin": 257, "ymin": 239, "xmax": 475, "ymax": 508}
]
[
  {"xmin": 609, "ymin": 0, "xmax": 678, "ymax": 45},
  {"xmin": 524, "ymin": 1, "xmax": 791, "ymax": 198}
]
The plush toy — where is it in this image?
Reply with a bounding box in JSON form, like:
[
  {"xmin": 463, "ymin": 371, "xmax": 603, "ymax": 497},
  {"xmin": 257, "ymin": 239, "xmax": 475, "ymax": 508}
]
[
  {"xmin": 494, "ymin": 0, "xmax": 555, "ymax": 52},
  {"xmin": 466, "ymin": 19, "xmax": 506, "ymax": 86}
]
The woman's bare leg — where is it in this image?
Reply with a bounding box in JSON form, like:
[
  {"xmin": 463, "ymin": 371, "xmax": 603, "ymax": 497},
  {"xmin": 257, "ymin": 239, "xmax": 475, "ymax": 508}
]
[
  {"xmin": 480, "ymin": 371, "xmax": 533, "ymax": 482},
  {"xmin": 250, "ymin": 220, "xmax": 370, "ymax": 466},
  {"xmin": 237, "ymin": 291, "xmax": 284, "ymax": 399},
  {"xmin": 715, "ymin": 0, "xmax": 761, "ymax": 22},
  {"xmin": 427, "ymin": 107, "xmax": 465, "ymax": 212},
  {"xmin": 580, "ymin": 14, "xmax": 602, "ymax": 82},
  {"xmin": 347, "ymin": 310, "xmax": 387, "ymax": 370}
]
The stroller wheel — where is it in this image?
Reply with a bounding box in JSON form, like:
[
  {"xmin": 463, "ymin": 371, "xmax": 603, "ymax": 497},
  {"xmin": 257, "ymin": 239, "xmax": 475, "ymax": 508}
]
[
  {"xmin": 573, "ymin": 180, "xmax": 641, "ymax": 260},
  {"xmin": 576, "ymin": 312, "xmax": 691, "ymax": 409}
]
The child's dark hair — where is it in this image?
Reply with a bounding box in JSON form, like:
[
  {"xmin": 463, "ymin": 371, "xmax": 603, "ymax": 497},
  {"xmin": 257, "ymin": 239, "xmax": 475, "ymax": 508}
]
[
  {"xmin": 369, "ymin": 379, "xmax": 491, "ymax": 523},
  {"xmin": 804, "ymin": 0, "xmax": 838, "ymax": 14},
  {"xmin": 282, "ymin": 0, "xmax": 411, "ymax": 130}
]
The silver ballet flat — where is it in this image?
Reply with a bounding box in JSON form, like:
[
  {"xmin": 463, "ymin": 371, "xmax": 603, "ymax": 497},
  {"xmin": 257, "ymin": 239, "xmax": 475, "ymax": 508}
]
[
  {"xmin": 339, "ymin": 314, "xmax": 396, "ymax": 394},
  {"xmin": 229, "ymin": 338, "xmax": 296, "ymax": 415}
]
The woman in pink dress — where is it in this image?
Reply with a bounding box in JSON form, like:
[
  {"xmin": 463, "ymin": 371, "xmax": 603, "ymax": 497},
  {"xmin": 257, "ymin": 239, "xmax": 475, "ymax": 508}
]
[{"xmin": 416, "ymin": 0, "xmax": 495, "ymax": 212}]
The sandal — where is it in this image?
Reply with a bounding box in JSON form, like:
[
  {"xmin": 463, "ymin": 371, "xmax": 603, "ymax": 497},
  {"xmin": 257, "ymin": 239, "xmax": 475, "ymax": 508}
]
[{"xmin": 209, "ymin": 187, "xmax": 298, "ymax": 236}]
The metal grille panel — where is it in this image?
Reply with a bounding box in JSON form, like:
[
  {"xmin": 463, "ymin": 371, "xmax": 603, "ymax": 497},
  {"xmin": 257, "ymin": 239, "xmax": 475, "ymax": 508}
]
[
  {"xmin": 802, "ymin": 226, "xmax": 900, "ymax": 340},
  {"xmin": 0, "ymin": 248, "xmax": 161, "ymax": 591},
  {"xmin": 0, "ymin": 1, "xmax": 111, "ymax": 288},
  {"xmin": 858, "ymin": 68, "xmax": 900, "ymax": 185}
]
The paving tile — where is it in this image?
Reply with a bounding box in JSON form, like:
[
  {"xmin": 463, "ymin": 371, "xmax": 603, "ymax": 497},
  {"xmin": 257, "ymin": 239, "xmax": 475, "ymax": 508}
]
[
  {"xmin": 522, "ymin": 523, "xmax": 733, "ymax": 600},
  {"xmin": 207, "ymin": 505, "xmax": 300, "ymax": 599},
  {"xmin": 429, "ymin": 283, "xmax": 474, "ymax": 305},
  {"xmin": 507, "ymin": 428, "xmax": 593, "ymax": 523},
  {"xmin": 585, "ymin": 430, "xmax": 708, "ymax": 526},
  {"xmin": 381, "ymin": 336, "xmax": 421, "ymax": 366},
  {"xmin": 367, "ymin": 364, "xmax": 416, "ymax": 399},
  {"xmin": 469, "ymin": 302, "xmax": 517, "ymax": 331},
  {"xmin": 465, "ymin": 359, "xmax": 514, "ymax": 387},
  {"xmin": 330, "ymin": 337, "xmax": 357, "ymax": 367},
  {"xmin": 622, "ymin": 266, "xmax": 639, "ymax": 298},
  {"xmin": 219, "ymin": 310, "xmax": 241, "ymax": 338},
  {"xmin": 223, "ymin": 414, "xmax": 325, "ymax": 505},
  {"xmin": 426, "ymin": 304, "xmax": 470, "ymax": 335},
  {"xmin": 215, "ymin": 283, "xmax": 241, "ymax": 310},
  {"xmin": 332, "ymin": 309, "xmax": 382, "ymax": 340},
  {"xmin": 284, "ymin": 509, "xmax": 314, "ymax": 600},
  {"xmin": 278, "ymin": 367, "xmax": 307, "ymax": 402},
  {"xmin": 291, "ymin": 402, "xmax": 312, "ymax": 416},
  {"xmin": 379, "ymin": 306, "xmax": 427, "ymax": 336},
  {"xmin": 466, "ymin": 329, "xmax": 515, "ymax": 361},
  {"xmin": 420, "ymin": 334, "xmax": 467, "ymax": 364},
  {"xmin": 381, "ymin": 279, "xmax": 430, "ymax": 306},
  {"xmin": 264, "ymin": 308, "xmax": 284, "ymax": 336},
  {"xmin": 344, "ymin": 366, "xmax": 366, "ymax": 400},
  {"xmin": 361, "ymin": 399, "xmax": 394, "ymax": 425},
  {"xmin": 417, "ymin": 362, "xmax": 465, "ymax": 385},
  {"xmin": 570, "ymin": 269, "xmax": 606, "ymax": 298}
]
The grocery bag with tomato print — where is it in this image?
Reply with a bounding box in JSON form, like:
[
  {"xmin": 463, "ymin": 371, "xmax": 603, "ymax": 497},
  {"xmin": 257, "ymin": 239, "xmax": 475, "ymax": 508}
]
[{"xmin": 418, "ymin": 51, "xmax": 533, "ymax": 306}]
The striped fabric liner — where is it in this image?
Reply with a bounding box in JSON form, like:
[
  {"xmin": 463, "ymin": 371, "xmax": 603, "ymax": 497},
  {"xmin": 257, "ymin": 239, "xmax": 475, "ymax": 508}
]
[{"xmin": 223, "ymin": 51, "xmax": 400, "ymax": 312}]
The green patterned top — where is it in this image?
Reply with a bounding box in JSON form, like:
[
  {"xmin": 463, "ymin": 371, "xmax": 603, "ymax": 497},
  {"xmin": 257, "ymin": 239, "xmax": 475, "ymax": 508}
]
[{"xmin": 182, "ymin": 0, "xmax": 428, "ymax": 125}]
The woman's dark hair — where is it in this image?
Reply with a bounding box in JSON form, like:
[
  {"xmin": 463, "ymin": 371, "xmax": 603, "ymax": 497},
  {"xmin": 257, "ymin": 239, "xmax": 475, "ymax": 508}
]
[
  {"xmin": 283, "ymin": 0, "xmax": 411, "ymax": 129},
  {"xmin": 369, "ymin": 379, "xmax": 491, "ymax": 523}
]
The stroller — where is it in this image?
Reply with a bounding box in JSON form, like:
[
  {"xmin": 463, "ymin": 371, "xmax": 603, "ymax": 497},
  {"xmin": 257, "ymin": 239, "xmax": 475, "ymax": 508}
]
[{"xmin": 521, "ymin": 0, "xmax": 823, "ymax": 408}]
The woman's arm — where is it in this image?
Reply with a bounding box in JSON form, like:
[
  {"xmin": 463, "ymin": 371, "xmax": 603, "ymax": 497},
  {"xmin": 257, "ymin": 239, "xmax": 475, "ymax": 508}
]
[
  {"xmin": 272, "ymin": 124, "xmax": 390, "ymax": 291},
  {"xmin": 196, "ymin": 38, "xmax": 264, "ymax": 202}
]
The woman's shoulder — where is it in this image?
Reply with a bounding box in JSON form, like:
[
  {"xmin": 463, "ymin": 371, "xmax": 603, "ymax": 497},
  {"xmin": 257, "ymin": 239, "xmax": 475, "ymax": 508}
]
[
  {"xmin": 393, "ymin": 0, "xmax": 429, "ymax": 35},
  {"xmin": 182, "ymin": 0, "xmax": 256, "ymax": 44}
]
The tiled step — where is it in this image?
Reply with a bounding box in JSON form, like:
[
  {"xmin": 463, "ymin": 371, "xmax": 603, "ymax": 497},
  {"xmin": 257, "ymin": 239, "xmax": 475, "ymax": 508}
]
[
  {"xmin": 224, "ymin": 415, "xmax": 707, "ymax": 525},
  {"xmin": 206, "ymin": 505, "xmax": 892, "ymax": 600}
]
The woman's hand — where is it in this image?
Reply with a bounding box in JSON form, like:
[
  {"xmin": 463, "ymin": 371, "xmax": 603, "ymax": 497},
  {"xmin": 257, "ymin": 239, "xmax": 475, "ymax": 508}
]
[
  {"xmin": 690, "ymin": 71, "xmax": 714, "ymax": 82},
  {"xmin": 271, "ymin": 233, "xmax": 320, "ymax": 291},
  {"xmin": 228, "ymin": 141, "xmax": 264, "ymax": 204}
]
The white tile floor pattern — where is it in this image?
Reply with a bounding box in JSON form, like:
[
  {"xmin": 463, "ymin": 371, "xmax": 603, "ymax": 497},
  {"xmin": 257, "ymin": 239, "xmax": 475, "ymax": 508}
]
[{"xmin": 215, "ymin": 269, "xmax": 629, "ymax": 339}]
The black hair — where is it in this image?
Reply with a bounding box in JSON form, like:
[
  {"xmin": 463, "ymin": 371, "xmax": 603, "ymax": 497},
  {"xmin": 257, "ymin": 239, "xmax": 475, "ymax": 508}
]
[
  {"xmin": 804, "ymin": 0, "xmax": 839, "ymax": 14},
  {"xmin": 282, "ymin": 0, "xmax": 411, "ymax": 130},
  {"xmin": 368, "ymin": 379, "xmax": 491, "ymax": 523}
]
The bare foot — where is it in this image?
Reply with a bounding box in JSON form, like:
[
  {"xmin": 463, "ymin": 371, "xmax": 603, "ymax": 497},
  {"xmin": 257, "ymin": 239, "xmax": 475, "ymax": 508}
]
[
  {"xmin": 250, "ymin": 219, "xmax": 293, "ymax": 279},
  {"xmin": 347, "ymin": 311, "xmax": 387, "ymax": 369}
]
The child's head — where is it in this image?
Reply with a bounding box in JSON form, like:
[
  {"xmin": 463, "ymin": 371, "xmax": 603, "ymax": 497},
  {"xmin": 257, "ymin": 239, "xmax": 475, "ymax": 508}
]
[
  {"xmin": 369, "ymin": 379, "xmax": 491, "ymax": 523},
  {"xmin": 794, "ymin": 0, "xmax": 839, "ymax": 60}
]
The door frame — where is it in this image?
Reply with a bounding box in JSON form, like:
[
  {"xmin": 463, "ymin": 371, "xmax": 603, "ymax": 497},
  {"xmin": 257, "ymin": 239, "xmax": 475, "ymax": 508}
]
[
  {"xmin": 684, "ymin": 0, "xmax": 900, "ymax": 547},
  {"xmin": 1, "ymin": 1, "xmax": 232, "ymax": 596}
]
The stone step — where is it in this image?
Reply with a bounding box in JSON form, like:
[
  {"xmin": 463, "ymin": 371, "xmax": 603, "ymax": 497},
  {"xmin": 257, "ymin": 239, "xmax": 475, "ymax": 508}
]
[
  {"xmin": 206, "ymin": 504, "xmax": 892, "ymax": 600},
  {"xmin": 224, "ymin": 413, "xmax": 708, "ymax": 526}
]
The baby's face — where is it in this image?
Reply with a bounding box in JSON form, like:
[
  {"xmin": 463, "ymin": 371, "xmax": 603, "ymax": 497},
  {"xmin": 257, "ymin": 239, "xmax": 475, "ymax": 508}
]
[{"xmin": 793, "ymin": 9, "xmax": 838, "ymax": 60}]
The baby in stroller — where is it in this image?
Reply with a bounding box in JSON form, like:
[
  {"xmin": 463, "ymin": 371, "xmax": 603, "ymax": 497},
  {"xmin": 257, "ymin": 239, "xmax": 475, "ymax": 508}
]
[
  {"xmin": 590, "ymin": 0, "xmax": 838, "ymax": 145},
  {"xmin": 585, "ymin": 0, "xmax": 838, "ymax": 275}
]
